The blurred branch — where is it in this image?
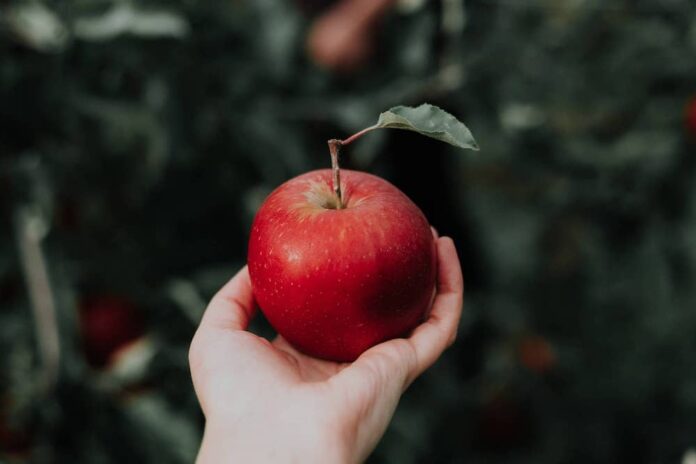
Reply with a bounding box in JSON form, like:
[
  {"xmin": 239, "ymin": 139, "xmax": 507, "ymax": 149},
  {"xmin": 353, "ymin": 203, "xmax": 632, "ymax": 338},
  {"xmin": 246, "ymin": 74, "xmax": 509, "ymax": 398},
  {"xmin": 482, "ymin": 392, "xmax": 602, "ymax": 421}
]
[
  {"xmin": 14, "ymin": 206, "xmax": 60, "ymax": 394},
  {"xmin": 73, "ymin": 3, "xmax": 189, "ymax": 42},
  {"xmin": 166, "ymin": 279, "xmax": 207, "ymax": 325}
]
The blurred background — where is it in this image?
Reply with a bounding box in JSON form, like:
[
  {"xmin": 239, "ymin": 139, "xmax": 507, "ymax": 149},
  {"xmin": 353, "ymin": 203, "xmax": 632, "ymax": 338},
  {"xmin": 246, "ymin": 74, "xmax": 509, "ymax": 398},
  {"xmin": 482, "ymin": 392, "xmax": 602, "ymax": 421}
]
[{"xmin": 2, "ymin": 0, "xmax": 696, "ymax": 462}]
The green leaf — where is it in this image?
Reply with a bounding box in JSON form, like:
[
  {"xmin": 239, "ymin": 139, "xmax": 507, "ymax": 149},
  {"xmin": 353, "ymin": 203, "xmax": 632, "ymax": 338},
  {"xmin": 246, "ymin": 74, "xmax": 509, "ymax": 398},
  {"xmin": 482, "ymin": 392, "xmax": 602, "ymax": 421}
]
[{"xmin": 375, "ymin": 104, "xmax": 479, "ymax": 151}]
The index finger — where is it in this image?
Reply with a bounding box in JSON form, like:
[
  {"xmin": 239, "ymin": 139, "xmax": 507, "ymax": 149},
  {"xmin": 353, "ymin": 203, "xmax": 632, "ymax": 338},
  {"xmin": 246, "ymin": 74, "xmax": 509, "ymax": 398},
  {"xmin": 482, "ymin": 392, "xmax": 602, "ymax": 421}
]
[
  {"xmin": 404, "ymin": 236, "xmax": 463, "ymax": 383},
  {"xmin": 198, "ymin": 266, "xmax": 257, "ymax": 332}
]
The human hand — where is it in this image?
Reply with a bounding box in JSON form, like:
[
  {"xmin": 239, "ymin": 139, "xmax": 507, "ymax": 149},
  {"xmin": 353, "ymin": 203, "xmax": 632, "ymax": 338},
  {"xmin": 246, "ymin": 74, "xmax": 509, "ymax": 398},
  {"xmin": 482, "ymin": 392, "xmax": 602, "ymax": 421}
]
[
  {"xmin": 189, "ymin": 234, "xmax": 463, "ymax": 463},
  {"xmin": 306, "ymin": 0, "xmax": 396, "ymax": 73}
]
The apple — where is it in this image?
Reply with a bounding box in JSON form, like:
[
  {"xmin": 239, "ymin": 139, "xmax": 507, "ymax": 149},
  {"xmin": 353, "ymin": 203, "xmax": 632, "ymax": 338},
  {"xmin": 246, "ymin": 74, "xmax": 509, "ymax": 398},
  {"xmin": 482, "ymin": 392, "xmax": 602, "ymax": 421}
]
[
  {"xmin": 686, "ymin": 96, "xmax": 696, "ymax": 139},
  {"xmin": 248, "ymin": 168, "xmax": 436, "ymax": 361},
  {"xmin": 0, "ymin": 398, "xmax": 32, "ymax": 460},
  {"xmin": 517, "ymin": 334, "xmax": 556, "ymax": 374},
  {"xmin": 247, "ymin": 104, "xmax": 477, "ymax": 361},
  {"xmin": 79, "ymin": 295, "xmax": 144, "ymax": 368},
  {"xmin": 0, "ymin": 420, "xmax": 32, "ymax": 459}
]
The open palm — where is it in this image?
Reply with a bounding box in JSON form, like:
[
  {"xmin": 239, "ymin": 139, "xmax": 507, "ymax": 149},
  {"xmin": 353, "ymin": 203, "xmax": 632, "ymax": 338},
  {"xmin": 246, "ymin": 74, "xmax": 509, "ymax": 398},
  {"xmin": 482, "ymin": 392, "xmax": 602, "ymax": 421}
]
[{"xmin": 189, "ymin": 235, "xmax": 463, "ymax": 463}]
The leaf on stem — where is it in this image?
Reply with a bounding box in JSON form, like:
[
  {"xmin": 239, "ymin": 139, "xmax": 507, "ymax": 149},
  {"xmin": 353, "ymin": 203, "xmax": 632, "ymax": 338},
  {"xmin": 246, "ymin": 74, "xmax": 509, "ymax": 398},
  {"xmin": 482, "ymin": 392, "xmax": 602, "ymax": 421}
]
[{"xmin": 375, "ymin": 103, "xmax": 479, "ymax": 150}]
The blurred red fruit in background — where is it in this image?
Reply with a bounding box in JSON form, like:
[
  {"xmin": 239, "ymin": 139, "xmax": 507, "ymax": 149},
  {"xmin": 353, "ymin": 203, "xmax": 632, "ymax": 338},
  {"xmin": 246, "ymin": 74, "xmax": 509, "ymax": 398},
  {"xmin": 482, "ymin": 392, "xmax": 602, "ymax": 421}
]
[
  {"xmin": 517, "ymin": 335, "xmax": 557, "ymax": 374},
  {"xmin": 0, "ymin": 400, "xmax": 32, "ymax": 460},
  {"xmin": 686, "ymin": 96, "xmax": 696, "ymax": 138},
  {"xmin": 79, "ymin": 296, "xmax": 144, "ymax": 368}
]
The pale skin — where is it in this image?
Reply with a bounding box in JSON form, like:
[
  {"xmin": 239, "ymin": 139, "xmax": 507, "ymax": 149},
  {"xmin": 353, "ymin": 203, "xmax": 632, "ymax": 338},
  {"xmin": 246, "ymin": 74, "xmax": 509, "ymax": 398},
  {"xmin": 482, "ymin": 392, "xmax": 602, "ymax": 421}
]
[{"xmin": 189, "ymin": 232, "xmax": 464, "ymax": 463}]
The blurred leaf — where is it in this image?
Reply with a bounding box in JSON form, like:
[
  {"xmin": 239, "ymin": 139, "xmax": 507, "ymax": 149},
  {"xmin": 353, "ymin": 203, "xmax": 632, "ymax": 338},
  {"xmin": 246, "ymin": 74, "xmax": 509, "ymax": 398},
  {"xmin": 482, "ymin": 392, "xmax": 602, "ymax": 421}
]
[
  {"xmin": 124, "ymin": 394, "xmax": 199, "ymax": 463},
  {"xmin": 105, "ymin": 338, "xmax": 157, "ymax": 386},
  {"xmin": 3, "ymin": 3, "xmax": 69, "ymax": 52},
  {"xmin": 165, "ymin": 280, "xmax": 206, "ymax": 325},
  {"xmin": 73, "ymin": 4, "xmax": 189, "ymax": 42},
  {"xmin": 374, "ymin": 104, "xmax": 479, "ymax": 150},
  {"xmin": 251, "ymin": 0, "xmax": 302, "ymax": 80}
]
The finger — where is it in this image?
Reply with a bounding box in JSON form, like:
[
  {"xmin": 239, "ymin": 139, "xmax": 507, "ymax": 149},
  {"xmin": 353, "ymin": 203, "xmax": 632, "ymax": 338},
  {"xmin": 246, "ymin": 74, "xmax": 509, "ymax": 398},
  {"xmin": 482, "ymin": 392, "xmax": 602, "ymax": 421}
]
[
  {"xmin": 431, "ymin": 226, "xmax": 439, "ymax": 240},
  {"xmin": 190, "ymin": 267, "xmax": 259, "ymax": 394},
  {"xmin": 331, "ymin": 337, "xmax": 417, "ymax": 407},
  {"xmin": 332, "ymin": 237, "xmax": 463, "ymax": 398},
  {"xmin": 405, "ymin": 237, "xmax": 463, "ymax": 383},
  {"xmin": 198, "ymin": 266, "xmax": 257, "ymax": 332},
  {"xmin": 272, "ymin": 335, "xmax": 293, "ymax": 350}
]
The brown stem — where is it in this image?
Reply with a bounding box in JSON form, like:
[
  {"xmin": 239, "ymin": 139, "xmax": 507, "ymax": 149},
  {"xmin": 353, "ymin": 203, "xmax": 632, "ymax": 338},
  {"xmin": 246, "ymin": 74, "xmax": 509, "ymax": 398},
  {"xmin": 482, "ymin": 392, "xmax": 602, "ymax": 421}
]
[
  {"xmin": 328, "ymin": 139, "xmax": 343, "ymax": 209},
  {"xmin": 327, "ymin": 124, "xmax": 378, "ymax": 209},
  {"xmin": 340, "ymin": 124, "xmax": 378, "ymax": 145}
]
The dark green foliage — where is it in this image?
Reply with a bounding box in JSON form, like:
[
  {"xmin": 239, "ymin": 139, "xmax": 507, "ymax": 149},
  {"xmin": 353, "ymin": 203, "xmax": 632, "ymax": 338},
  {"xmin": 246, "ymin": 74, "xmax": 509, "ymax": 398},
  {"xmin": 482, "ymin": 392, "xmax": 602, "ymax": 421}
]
[{"xmin": 2, "ymin": 0, "xmax": 696, "ymax": 462}]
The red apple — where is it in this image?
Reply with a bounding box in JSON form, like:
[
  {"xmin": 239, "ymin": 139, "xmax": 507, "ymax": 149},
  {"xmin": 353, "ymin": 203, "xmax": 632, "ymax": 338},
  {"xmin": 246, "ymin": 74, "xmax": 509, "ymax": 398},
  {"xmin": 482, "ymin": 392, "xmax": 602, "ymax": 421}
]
[
  {"xmin": 517, "ymin": 335, "xmax": 556, "ymax": 374},
  {"xmin": 0, "ymin": 398, "xmax": 32, "ymax": 459},
  {"xmin": 248, "ymin": 169, "xmax": 436, "ymax": 362},
  {"xmin": 0, "ymin": 420, "xmax": 32, "ymax": 459},
  {"xmin": 79, "ymin": 295, "xmax": 144, "ymax": 368},
  {"xmin": 686, "ymin": 96, "xmax": 696, "ymax": 139},
  {"xmin": 248, "ymin": 104, "xmax": 477, "ymax": 360}
]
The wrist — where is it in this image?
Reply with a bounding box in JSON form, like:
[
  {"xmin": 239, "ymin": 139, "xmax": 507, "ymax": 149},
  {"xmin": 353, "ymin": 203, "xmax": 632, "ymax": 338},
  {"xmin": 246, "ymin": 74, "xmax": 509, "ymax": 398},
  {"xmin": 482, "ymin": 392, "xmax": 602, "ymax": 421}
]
[{"xmin": 197, "ymin": 414, "xmax": 352, "ymax": 464}]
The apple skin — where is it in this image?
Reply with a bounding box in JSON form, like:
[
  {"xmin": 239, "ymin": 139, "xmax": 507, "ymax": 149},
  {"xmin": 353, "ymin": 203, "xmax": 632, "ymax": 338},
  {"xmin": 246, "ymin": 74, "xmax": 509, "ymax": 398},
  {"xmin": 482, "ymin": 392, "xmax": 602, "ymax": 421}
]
[{"xmin": 248, "ymin": 169, "xmax": 437, "ymax": 362}]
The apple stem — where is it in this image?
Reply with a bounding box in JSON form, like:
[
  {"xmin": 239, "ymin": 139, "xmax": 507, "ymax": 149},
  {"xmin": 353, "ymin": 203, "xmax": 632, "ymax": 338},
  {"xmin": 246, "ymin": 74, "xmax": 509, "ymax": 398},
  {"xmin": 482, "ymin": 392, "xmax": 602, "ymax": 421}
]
[
  {"xmin": 328, "ymin": 139, "xmax": 344, "ymax": 209},
  {"xmin": 340, "ymin": 124, "xmax": 378, "ymax": 146},
  {"xmin": 327, "ymin": 125, "xmax": 379, "ymax": 209}
]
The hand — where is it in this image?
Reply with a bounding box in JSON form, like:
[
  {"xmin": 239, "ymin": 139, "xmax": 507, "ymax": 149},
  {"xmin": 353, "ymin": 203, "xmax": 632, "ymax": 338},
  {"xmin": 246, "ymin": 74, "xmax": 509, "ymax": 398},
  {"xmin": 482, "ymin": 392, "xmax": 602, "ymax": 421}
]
[
  {"xmin": 189, "ymin": 234, "xmax": 463, "ymax": 463},
  {"xmin": 306, "ymin": 0, "xmax": 396, "ymax": 73}
]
